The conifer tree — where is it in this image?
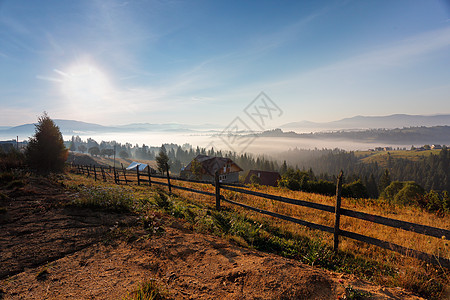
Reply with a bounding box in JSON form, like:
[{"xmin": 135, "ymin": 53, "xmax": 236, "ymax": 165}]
[
  {"xmin": 25, "ymin": 112, "xmax": 68, "ymax": 173},
  {"xmin": 156, "ymin": 144, "xmax": 169, "ymax": 175}
]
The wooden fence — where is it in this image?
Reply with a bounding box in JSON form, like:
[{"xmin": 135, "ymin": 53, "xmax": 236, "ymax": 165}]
[{"xmin": 73, "ymin": 164, "xmax": 450, "ymax": 269}]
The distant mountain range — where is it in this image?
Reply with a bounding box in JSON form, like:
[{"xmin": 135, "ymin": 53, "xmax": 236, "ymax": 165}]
[
  {"xmin": 2, "ymin": 114, "xmax": 450, "ymax": 143},
  {"xmin": 258, "ymin": 126, "xmax": 450, "ymax": 145},
  {"xmin": 0, "ymin": 119, "xmax": 221, "ymax": 138},
  {"xmin": 280, "ymin": 114, "xmax": 450, "ymax": 131}
]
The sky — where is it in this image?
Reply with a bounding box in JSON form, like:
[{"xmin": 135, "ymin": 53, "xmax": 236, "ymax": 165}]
[{"xmin": 1, "ymin": 0, "xmax": 450, "ymax": 129}]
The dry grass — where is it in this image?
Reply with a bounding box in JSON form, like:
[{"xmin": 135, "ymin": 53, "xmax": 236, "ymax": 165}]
[
  {"xmin": 166, "ymin": 179, "xmax": 449, "ymax": 261},
  {"xmin": 66, "ymin": 172, "xmax": 449, "ymax": 264},
  {"xmin": 155, "ymin": 177, "xmax": 450, "ymax": 295},
  {"xmin": 65, "ymin": 172, "xmax": 449, "ymax": 298}
]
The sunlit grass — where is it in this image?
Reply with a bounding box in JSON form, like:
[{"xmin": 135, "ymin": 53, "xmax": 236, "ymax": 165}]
[
  {"xmin": 121, "ymin": 279, "xmax": 169, "ymax": 300},
  {"xmin": 64, "ymin": 173, "xmax": 449, "ymax": 299}
]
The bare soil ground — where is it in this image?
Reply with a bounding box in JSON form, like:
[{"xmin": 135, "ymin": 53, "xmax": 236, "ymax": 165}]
[{"xmin": 0, "ymin": 177, "xmax": 426, "ymax": 299}]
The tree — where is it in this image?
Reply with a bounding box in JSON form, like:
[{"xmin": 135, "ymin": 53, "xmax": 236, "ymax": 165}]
[
  {"xmin": 280, "ymin": 160, "xmax": 288, "ymax": 175},
  {"xmin": 69, "ymin": 141, "xmax": 76, "ymax": 152},
  {"xmin": 101, "ymin": 148, "xmax": 114, "ymax": 157},
  {"xmin": 190, "ymin": 158, "xmax": 203, "ymax": 180},
  {"xmin": 25, "ymin": 112, "xmax": 68, "ymax": 173},
  {"xmin": 77, "ymin": 144, "xmax": 87, "ymax": 153},
  {"xmin": 156, "ymin": 145, "xmax": 169, "ymax": 175},
  {"xmin": 119, "ymin": 150, "xmax": 129, "ymax": 159},
  {"xmin": 250, "ymin": 174, "xmax": 262, "ymax": 185},
  {"xmin": 378, "ymin": 169, "xmax": 391, "ymax": 194},
  {"xmin": 88, "ymin": 146, "xmax": 100, "ymax": 157}
]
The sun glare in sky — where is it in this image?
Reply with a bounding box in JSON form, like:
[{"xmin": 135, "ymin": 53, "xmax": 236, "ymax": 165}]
[
  {"xmin": 58, "ymin": 61, "xmax": 114, "ymax": 114},
  {"xmin": 0, "ymin": 0, "xmax": 449, "ymax": 126}
]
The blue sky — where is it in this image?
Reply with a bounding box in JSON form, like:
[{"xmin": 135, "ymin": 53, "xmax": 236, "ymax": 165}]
[{"xmin": 0, "ymin": 0, "xmax": 449, "ymax": 127}]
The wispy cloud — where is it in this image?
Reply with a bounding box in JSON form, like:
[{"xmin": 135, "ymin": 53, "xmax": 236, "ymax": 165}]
[
  {"xmin": 35, "ymin": 75, "xmax": 63, "ymax": 83},
  {"xmin": 269, "ymin": 26, "xmax": 450, "ymax": 88}
]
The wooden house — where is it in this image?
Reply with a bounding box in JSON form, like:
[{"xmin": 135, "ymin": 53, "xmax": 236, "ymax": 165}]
[
  {"xmin": 181, "ymin": 155, "xmax": 242, "ymax": 183},
  {"xmin": 244, "ymin": 170, "xmax": 281, "ymax": 187}
]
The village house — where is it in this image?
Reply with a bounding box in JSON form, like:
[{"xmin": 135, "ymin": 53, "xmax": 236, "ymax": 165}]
[
  {"xmin": 181, "ymin": 154, "xmax": 243, "ymax": 183},
  {"xmin": 244, "ymin": 170, "xmax": 281, "ymax": 187}
]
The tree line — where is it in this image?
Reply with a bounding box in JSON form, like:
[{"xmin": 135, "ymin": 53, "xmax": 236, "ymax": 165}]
[
  {"xmin": 68, "ymin": 135, "xmax": 449, "ymax": 214},
  {"xmin": 277, "ymin": 148, "xmax": 449, "ymax": 214},
  {"xmin": 68, "ymin": 135, "xmax": 279, "ymax": 175}
]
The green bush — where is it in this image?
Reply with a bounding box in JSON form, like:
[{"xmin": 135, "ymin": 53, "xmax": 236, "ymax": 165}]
[
  {"xmin": 381, "ymin": 181, "xmax": 405, "ymax": 202},
  {"xmin": 394, "ymin": 182, "xmax": 425, "ymax": 205},
  {"xmin": 342, "ymin": 180, "xmax": 368, "ymax": 199},
  {"xmin": 308, "ymin": 180, "xmax": 335, "ymax": 196},
  {"xmin": 0, "ymin": 148, "xmax": 26, "ymax": 171},
  {"xmin": 424, "ymin": 190, "xmax": 450, "ymax": 214}
]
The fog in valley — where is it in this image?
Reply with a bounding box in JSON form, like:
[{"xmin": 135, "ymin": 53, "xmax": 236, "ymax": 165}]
[{"xmin": 56, "ymin": 130, "xmax": 411, "ymax": 156}]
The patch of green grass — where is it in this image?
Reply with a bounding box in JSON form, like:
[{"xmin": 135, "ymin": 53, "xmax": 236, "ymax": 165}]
[
  {"xmin": 342, "ymin": 285, "xmax": 373, "ymax": 299},
  {"xmin": 72, "ymin": 185, "xmax": 135, "ymax": 212},
  {"xmin": 153, "ymin": 190, "xmax": 171, "ymax": 209},
  {"xmin": 122, "ymin": 279, "xmax": 169, "ymax": 300}
]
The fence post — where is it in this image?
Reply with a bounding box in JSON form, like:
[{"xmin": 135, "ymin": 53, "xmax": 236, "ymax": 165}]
[
  {"xmin": 121, "ymin": 163, "xmax": 128, "ymax": 184},
  {"xmin": 93, "ymin": 165, "xmax": 97, "ymax": 181},
  {"xmin": 215, "ymin": 171, "xmax": 221, "ymax": 210},
  {"xmin": 87, "ymin": 165, "xmax": 91, "ymax": 177},
  {"xmin": 147, "ymin": 167, "xmax": 152, "ymax": 187},
  {"xmin": 166, "ymin": 163, "xmax": 171, "ymax": 193},
  {"xmin": 136, "ymin": 166, "xmax": 140, "ymax": 186},
  {"xmin": 114, "ymin": 167, "xmax": 118, "ymax": 184},
  {"xmin": 334, "ymin": 171, "xmax": 344, "ymax": 252},
  {"xmin": 101, "ymin": 166, "xmax": 106, "ymax": 182}
]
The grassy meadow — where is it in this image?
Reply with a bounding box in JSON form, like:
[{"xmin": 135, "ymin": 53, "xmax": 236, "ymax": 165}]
[
  {"xmin": 356, "ymin": 149, "xmax": 442, "ymax": 167},
  {"xmin": 65, "ymin": 170, "xmax": 449, "ymax": 299}
]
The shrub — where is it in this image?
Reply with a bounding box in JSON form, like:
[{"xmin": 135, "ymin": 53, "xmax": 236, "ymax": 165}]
[
  {"xmin": 424, "ymin": 190, "xmax": 450, "ymax": 214},
  {"xmin": 394, "ymin": 182, "xmax": 425, "ymax": 205},
  {"xmin": 0, "ymin": 148, "xmax": 25, "ymax": 171},
  {"xmin": 307, "ymin": 180, "xmax": 335, "ymax": 196},
  {"xmin": 249, "ymin": 174, "xmax": 262, "ymax": 185},
  {"xmin": 342, "ymin": 180, "xmax": 368, "ymax": 199},
  {"xmin": 73, "ymin": 185, "xmax": 134, "ymax": 212},
  {"xmin": 122, "ymin": 279, "xmax": 168, "ymax": 300},
  {"xmin": 381, "ymin": 181, "xmax": 405, "ymax": 202}
]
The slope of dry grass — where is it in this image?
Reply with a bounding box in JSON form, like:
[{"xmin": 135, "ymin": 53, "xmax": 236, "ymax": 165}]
[{"xmin": 65, "ymin": 171, "xmax": 449, "ymax": 298}]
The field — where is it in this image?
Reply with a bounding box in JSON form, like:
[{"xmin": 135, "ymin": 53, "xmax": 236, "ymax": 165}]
[
  {"xmin": 0, "ymin": 167, "xmax": 448, "ymax": 299},
  {"xmin": 356, "ymin": 149, "xmax": 441, "ymax": 166}
]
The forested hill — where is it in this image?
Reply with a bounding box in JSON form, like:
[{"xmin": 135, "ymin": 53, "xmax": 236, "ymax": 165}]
[
  {"xmin": 278, "ymin": 147, "xmax": 450, "ymax": 199},
  {"xmin": 260, "ymin": 126, "xmax": 450, "ymax": 145}
]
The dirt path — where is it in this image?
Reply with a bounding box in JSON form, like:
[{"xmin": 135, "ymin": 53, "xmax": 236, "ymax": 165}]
[{"xmin": 0, "ymin": 177, "xmax": 425, "ymax": 299}]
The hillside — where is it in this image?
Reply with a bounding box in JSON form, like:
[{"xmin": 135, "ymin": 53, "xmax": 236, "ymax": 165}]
[
  {"xmin": 260, "ymin": 126, "xmax": 450, "ymax": 145},
  {"xmin": 0, "ymin": 174, "xmax": 429, "ymax": 299},
  {"xmin": 281, "ymin": 114, "xmax": 450, "ymax": 131}
]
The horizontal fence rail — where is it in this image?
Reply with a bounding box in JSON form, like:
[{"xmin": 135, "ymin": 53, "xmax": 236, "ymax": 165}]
[{"xmin": 72, "ymin": 164, "xmax": 450, "ymax": 268}]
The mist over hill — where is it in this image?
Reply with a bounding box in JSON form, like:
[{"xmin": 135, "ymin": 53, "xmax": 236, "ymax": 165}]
[
  {"xmin": 2, "ymin": 114, "xmax": 450, "ymax": 150},
  {"xmin": 281, "ymin": 114, "xmax": 450, "ymax": 131},
  {"xmin": 259, "ymin": 126, "xmax": 450, "ymax": 146}
]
